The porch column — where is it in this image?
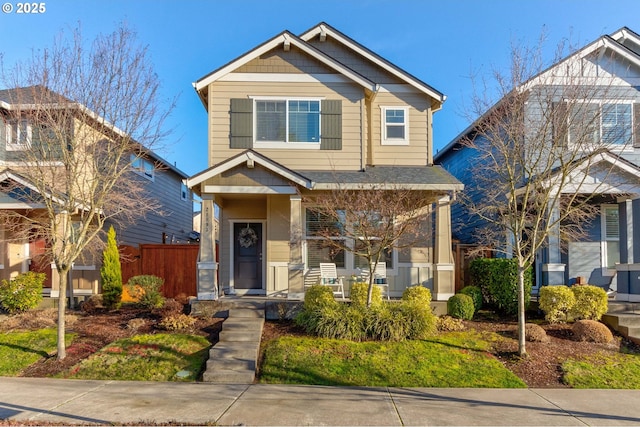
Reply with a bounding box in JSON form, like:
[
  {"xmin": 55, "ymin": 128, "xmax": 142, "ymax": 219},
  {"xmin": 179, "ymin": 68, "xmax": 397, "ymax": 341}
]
[
  {"xmin": 197, "ymin": 195, "xmax": 218, "ymax": 300},
  {"xmin": 288, "ymin": 195, "xmax": 304, "ymax": 300},
  {"xmin": 542, "ymin": 203, "xmax": 565, "ymax": 285},
  {"xmin": 433, "ymin": 195, "xmax": 455, "ymax": 301},
  {"xmin": 617, "ymin": 197, "xmax": 640, "ymax": 301}
]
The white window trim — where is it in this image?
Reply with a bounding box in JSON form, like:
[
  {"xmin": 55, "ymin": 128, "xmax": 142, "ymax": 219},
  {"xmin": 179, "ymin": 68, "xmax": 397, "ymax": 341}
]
[
  {"xmin": 567, "ymin": 100, "xmax": 634, "ymax": 151},
  {"xmin": 601, "ymin": 204, "xmax": 620, "ymax": 276},
  {"xmin": 381, "ymin": 106, "xmax": 409, "ymax": 146},
  {"xmin": 130, "ymin": 154, "xmax": 155, "ymax": 181},
  {"xmin": 6, "ymin": 119, "xmax": 32, "ymax": 151},
  {"xmin": 251, "ymin": 96, "xmax": 323, "ymax": 149},
  {"xmin": 181, "ymin": 182, "xmax": 188, "ymax": 201}
]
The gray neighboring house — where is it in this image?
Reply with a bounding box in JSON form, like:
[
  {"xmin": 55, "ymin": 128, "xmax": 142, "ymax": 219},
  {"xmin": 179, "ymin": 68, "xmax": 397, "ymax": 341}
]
[{"xmin": 435, "ymin": 27, "xmax": 640, "ymax": 302}]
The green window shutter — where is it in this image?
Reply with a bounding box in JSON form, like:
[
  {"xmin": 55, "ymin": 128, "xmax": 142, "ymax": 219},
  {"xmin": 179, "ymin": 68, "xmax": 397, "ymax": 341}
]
[
  {"xmin": 321, "ymin": 100, "xmax": 342, "ymax": 150},
  {"xmin": 552, "ymin": 101, "xmax": 568, "ymax": 147},
  {"xmin": 230, "ymin": 98, "xmax": 253, "ymax": 149},
  {"xmin": 633, "ymin": 103, "xmax": 640, "ymax": 148}
]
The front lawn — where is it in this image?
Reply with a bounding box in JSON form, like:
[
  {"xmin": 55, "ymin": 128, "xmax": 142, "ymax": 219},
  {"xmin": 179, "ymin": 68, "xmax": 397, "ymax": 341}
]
[
  {"xmin": 59, "ymin": 334, "xmax": 211, "ymax": 381},
  {"xmin": 563, "ymin": 352, "xmax": 640, "ymax": 388},
  {"xmin": 0, "ymin": 329, "xmax": 74, "ymax": 376},
  {"xmin": 259, "ymin": 330, "xmax": 526, "ymax": 388}
]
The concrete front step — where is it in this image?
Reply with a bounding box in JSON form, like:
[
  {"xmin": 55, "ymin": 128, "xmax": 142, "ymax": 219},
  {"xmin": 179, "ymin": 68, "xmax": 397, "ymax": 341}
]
[
  {"xmin": 602, "ymin": 312, "xmax": 640, "ymax": 345},
  {"xmin": 206, "ymin": 356, "xmax": 256, "ymax": 371},
  {"xmin": 210, "ymin": 342, "xmax": 260, "ymax": 360},
  {"xmin": 202, "ymin": 369, "xmax": 256, "ymax": 384}
]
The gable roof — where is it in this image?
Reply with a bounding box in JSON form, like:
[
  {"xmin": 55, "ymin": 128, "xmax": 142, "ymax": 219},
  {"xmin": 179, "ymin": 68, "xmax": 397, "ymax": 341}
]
[
  {"xmin": 193, "ymin": 23, "xmax": 445, "ymax": 109},
  {"xmin": 0, "ymin": 85, "xmax": 188, "ymax": 179},
  {"xmin": 435, "ymin": 26, "xmax": 640, "ymax": 162}
]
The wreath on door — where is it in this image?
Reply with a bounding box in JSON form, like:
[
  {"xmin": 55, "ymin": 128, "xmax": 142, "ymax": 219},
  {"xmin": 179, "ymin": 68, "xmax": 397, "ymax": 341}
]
[{"xmin": 238, "ymin": 225, "xmax": 258, "ymax": 248}]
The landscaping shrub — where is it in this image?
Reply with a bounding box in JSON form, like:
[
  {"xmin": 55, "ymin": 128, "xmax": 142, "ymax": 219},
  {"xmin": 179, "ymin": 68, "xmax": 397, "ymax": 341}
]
[
  {"xmin": 313, "ymin": 303, "xmax": 367, "ymax": 341},
  {"xmin": 524, "ymin": 323, "xmax": 549, "ymax": 342},
  {"xmin": 81, "ymin": 294, "xmax": 104, "ymax": 314},
  {"xmin": 127, "ymin": 275, "xmax": 165, "ymax": 309},
  {"xmin": 303, "ymin": 285, "xmax": 338, "ymax": 311},
  {"xmin": 460, "ymin": 285, "xmax": 483, "ymax": 312},
  {"xmin": 0, "ymin": 272, "xmax": 44, "ymax": 314},
  {"xmin": 570, "ymin": 285, "xmax": 608, "ymax": 321},
  {"xmin": 158, "ymin": 314, "xmax": 197, "ymax": 331},
  {"xmin": 447, "ymin": 294, "xmax": 475, "ymax": 320},
  {"xmin": 400, "ymin": 300, "xmax": 437, "ymax": 339},
  {"xmin": 572, "ymin": 319, "xmax": 614, "ymax": 344},
  {"xmin": 470, "ymin": 258, "xmax": 532, "ymax": 314},
  {"xmin": 350, "ymin": 281, "xmax": 382, "ymax": 308},
  {"xmin": 539, "ymin": 285, "xmax": 575, "ymax": 323},
  {"xmin": 155, "ymin": 298, "xmax": 184, "ymax": 317},
  {"xmin": 100, "ymin": 226, "xmax": 123, "ymax": 310},
  {"xmin": 401, "ymin": 285, "xmax": 432, "ymax": 306},
  {"xmin": 365, "ymin": 304, "xmax": 409, "ymax": 341},
  {"xmin": 436, "ymin": 315, "xmax": 465, "ymax": 332}
]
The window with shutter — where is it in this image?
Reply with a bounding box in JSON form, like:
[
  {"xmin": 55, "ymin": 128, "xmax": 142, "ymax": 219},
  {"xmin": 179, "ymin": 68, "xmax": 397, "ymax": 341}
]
[
  {"xmin": 568, "ymin": 101, "xmax": 633, "ymax": 147},
  {"xmin": 602, "ymin": 205, "xmax": 620, "ymax": 269}
]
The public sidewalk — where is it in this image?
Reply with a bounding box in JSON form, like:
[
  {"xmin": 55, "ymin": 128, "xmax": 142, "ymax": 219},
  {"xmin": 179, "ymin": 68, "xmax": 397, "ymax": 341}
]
[{"xmin": 2, "ymin": 377, "xmax": 640, "ymax": 426}]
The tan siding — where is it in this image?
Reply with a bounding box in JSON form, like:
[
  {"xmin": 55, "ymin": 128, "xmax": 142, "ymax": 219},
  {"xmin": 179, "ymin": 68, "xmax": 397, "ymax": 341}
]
[
  {"xmin": 208, "ymin": 164, "xmax": 292, "ymax": 187},
  {"xmin": 370, "ymin": 92, "xmax": 430, "ymax": 166},
  {"xmin": 209, "ymin": 81, "xmax": 364, "ymax": 170},
  {"xmin": 267, "ymin": 195, "xmax": 290, "ymax": 263},
  {"xmin": 236, "ymin": 47, "xmax": 334, "ymax": 74}
]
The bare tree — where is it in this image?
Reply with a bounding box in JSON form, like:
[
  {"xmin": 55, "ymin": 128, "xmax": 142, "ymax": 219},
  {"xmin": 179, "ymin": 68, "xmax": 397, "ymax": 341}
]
[
  {"xmin": 0, "ymin": 24, "xmax": 174, "ymax": 359},
  {"xmin": 304, "ymin": 184, "xmax": 434, "ymax": 306},
  {"xmin": 460, "ymin": 33, "xmax": 638, "ymax": 356}
]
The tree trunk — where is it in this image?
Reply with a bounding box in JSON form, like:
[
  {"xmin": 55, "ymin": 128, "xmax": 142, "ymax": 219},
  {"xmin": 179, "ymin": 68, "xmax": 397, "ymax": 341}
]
[
  {"xmin": 56, "ymin": 266, "xmax": 69, "ymax": 360},
  {"xmin": 517, "ymin": 264, "xmax": 527, "ymax": 357}
]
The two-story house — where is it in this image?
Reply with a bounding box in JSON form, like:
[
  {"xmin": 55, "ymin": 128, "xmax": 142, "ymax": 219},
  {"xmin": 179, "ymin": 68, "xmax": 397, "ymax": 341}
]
[
  {"xmin": 0, "ymin": 85, "xmax": 194, "ymax": 301},
  {"xmin": 188, "ymin": 23, "xmax": 463, "ymax": 301},
  {"xmin": 435, "ymin": 27, "xmax": 640, "ymax": 302}
]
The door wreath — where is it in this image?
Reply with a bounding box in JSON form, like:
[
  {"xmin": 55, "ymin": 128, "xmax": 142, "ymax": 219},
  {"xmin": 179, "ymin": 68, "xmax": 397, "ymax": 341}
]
[{"xmin": 238, "ymin": 225, "xmax": 258, "ymax": 248}]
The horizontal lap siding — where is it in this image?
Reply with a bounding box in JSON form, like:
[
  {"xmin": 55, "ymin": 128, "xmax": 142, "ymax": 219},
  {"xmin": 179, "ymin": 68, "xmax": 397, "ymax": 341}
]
[{"xmin": 209, "ymin": 81, "xmax": 363, "ymax": 170}]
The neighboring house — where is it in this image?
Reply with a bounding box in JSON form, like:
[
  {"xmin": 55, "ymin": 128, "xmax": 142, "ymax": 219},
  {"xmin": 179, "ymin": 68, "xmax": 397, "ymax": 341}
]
[
  {"xmin": 435, "ymin": 27, "xmax": 640, "ymax": 302},
  {"xmin": 0, "ymin": 86, "xmax": 194, "ymax": 300},
  {"xmin": 187, "ymin": 22, "xmax": 463, "ymax": 300}
]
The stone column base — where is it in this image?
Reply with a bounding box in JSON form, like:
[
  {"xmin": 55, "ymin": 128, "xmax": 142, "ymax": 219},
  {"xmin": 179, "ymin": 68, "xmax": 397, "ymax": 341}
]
[{"xmin": 197, "ymin": 261, "xmax": 218, "ymax": 301}]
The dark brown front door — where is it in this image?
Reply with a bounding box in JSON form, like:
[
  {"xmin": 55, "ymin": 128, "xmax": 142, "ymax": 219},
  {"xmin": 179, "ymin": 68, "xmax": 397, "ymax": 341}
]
[{"xmin": 233, "ymin": 223, "xmax": 262, "ymax": 290}]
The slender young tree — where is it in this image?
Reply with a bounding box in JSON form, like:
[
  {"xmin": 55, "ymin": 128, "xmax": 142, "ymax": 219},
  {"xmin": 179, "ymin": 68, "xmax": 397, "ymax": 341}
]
[
  {"xmin": 100, "ymin": 226, "xmax": 122, "ymax": 310},
  {"xmin": 304, "ymin": 184, "xmax": 434, "ymax": 307},
  {"xmin": 0, "ymin": 24, "xmax": 174, "ymax": 359},
  {"xmin": 459, "ymin": 33, "xmax": 638, "ymax": 356}
]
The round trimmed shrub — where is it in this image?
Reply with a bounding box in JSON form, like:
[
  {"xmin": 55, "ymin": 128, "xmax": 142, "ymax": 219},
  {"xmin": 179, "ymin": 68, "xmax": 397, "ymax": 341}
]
[
  {"xmin": 460, "ymin": 285, "xmax": 483, "ymax": 312},
  {"xmin": 570, "ymin": 285, "xmax": 608, "ymax": 321},
  {"xmin": 447, "ymin": 294, "xmax": 475, "ymax": 320},
  {"xmin": 539, "ymin": 285, "xmax": 575, "ymax": 323},
  {"xmin": 350, "ymin": 281, "xmax": 382, "ymax": 308},
  {"xmin": 0, "ymin": 272, "xmax": 44, "ymax": 314},
  {"xmin": 524, "ymin": 323, "xmax": 549, "ymax": 342},
  {"xmin": 572, "ymin": 319, "xmax": 614, "ymax": 344},
  {"xmin": 303, "ymin": 285, "xmax": 337, "ymax": 311},
  {"xmin": 401, "ymin": 286, "xmax": 432, "ymax": 306}
]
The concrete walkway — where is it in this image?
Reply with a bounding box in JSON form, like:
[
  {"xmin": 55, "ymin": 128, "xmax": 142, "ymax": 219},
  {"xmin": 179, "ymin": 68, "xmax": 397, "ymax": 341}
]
[{"xmin": 1, "ymin": 378, "xmax": 640, "ymax": 426}]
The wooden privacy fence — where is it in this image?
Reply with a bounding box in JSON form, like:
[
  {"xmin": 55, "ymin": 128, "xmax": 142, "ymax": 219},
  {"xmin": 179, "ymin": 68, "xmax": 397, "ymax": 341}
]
[{"xmin": 120, "ymin": 244, "xmax": 200, "ymax": 299}]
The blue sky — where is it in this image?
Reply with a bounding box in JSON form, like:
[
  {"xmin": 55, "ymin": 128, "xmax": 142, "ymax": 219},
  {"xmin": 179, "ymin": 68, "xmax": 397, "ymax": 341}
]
[{"xmin": 1, "ymin": 0, "xmax": 638, "ymax": 176}]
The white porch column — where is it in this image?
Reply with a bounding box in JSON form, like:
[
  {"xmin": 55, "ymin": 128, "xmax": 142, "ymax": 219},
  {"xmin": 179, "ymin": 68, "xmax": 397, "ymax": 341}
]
[
  {"xmin": 197, "ymin": 195, "xmax": 218, "ymax": 300},
  {"xmin": 433, "ymin": 195, "xmax": 455, "ymax": 301},
  {"xmin": 543, "ymin": 203, "xmax": 565, "ymax": 285},
  {"xmin": 288, "ymin": 195, "xmax": 304, "ymax": 300}
]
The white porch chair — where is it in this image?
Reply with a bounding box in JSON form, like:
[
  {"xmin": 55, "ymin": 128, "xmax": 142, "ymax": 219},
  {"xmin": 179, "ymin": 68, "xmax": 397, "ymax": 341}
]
[
  {"xmin": 319, "ymin": 263, "xmax": 345, "ymax": 299},
  {"xmin": 372, "ymin": 262, "xmax": 390, "ymax": 300}
]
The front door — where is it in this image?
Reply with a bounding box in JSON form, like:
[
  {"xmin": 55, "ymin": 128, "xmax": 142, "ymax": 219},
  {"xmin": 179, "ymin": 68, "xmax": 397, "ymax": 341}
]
[{"xmin": 233, "ymin": 223, "xmax": 263, "ymax": 290}]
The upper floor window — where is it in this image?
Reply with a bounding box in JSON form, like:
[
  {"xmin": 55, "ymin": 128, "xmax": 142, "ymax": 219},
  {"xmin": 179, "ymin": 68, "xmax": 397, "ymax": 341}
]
[
  {"xmin": 381, "ymin": 106, "xmax": 409, "ymax": 145},
  {"xmin": 569, "ymin": 102, "xmax": 632, "ymax": 147},
  {"xmin": 6, "ymin": 119, "xmax": 32, "ymax": 151},
  {"xmin": 130, "ymin": 154, "xmax": 154, "ymax": 180},
  {"xmin": 255, "ymin": 98, "xmax": 320, "ymax": 147},
  {"xmin": 181, "ymin": 182, "xmax": 188, "ymax": 201}
]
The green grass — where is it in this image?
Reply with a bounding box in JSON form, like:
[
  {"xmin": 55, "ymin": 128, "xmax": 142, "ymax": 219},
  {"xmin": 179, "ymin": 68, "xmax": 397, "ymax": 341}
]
[
  {"xmin": 60, "ymin": 334, "xmax": 210, "ymax": 381},
  {"xmin": 563, "ymin": 351, "xmax": 640, "ymax": 388},
  {"xmin": 259, "ymin": 330, "xmax": 526, "ymax": 388},
  {"xmin": 0, "ymin": 329, "xmax": 74, "ymax": 375}
]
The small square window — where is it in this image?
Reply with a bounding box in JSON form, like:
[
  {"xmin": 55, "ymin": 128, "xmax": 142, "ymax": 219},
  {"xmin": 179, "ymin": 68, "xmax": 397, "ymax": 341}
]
[{"xmin": 381, "ymin": 107, "xmax": 409, "ymax": 145}]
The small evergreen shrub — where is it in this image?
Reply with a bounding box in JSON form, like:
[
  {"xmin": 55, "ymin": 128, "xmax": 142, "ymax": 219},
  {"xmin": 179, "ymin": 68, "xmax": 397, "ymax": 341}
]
[
  {"xmin": 127, "ymin": 275, "xmax": 165, "ymax": 309},
  {"xmin": 570, "ymin": 285, "xmax": 608, "ymax": 321},
  {"xmin": 447, "ymin": 294, "xmax": 475, "ymax": 320},
  {"xmin": 436, "ymin": 315, "xmax": 465, "ymax": 332},
  {"xmin": 470, "ymin": 258, "xmax": 532, "ymax": 315},
  {"xmin": 572, "ymin": 319, "xmax": 614, "ymax": 343},
  {"xmin": 539, "ymin": 285, "xmax": 575, "ymax": 323},
  {"xmin": 401, "ymin": 286, "xmax": 432, "ymax": 306},
  {"xmin": 303, "ymin": 285, "xmax": 337, "ymax": 311},
  {"xmin": 400, "ymin": 300, "xmax": 437, "ymax": 339},
  {"xmin": 524, "ymin": 323, "xmax": 549, "ymax": 342},
  {"xmin": 158, "ymin": 314, "xmax": 197, "ymax": 331},
  {"xmin": 350, "ymin": 281, "xmax": 382, "ymax": 308},
  {"xmin": 0, "ymin": 272, "xmax": 44, "ymax": 314},
  {"xmin": 459, "ymin": 285, "xmax": 483, "ymax": 312},
  {"xmin": 100, "ymin": 226, "xmax": 123, "ymax": 310}
]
